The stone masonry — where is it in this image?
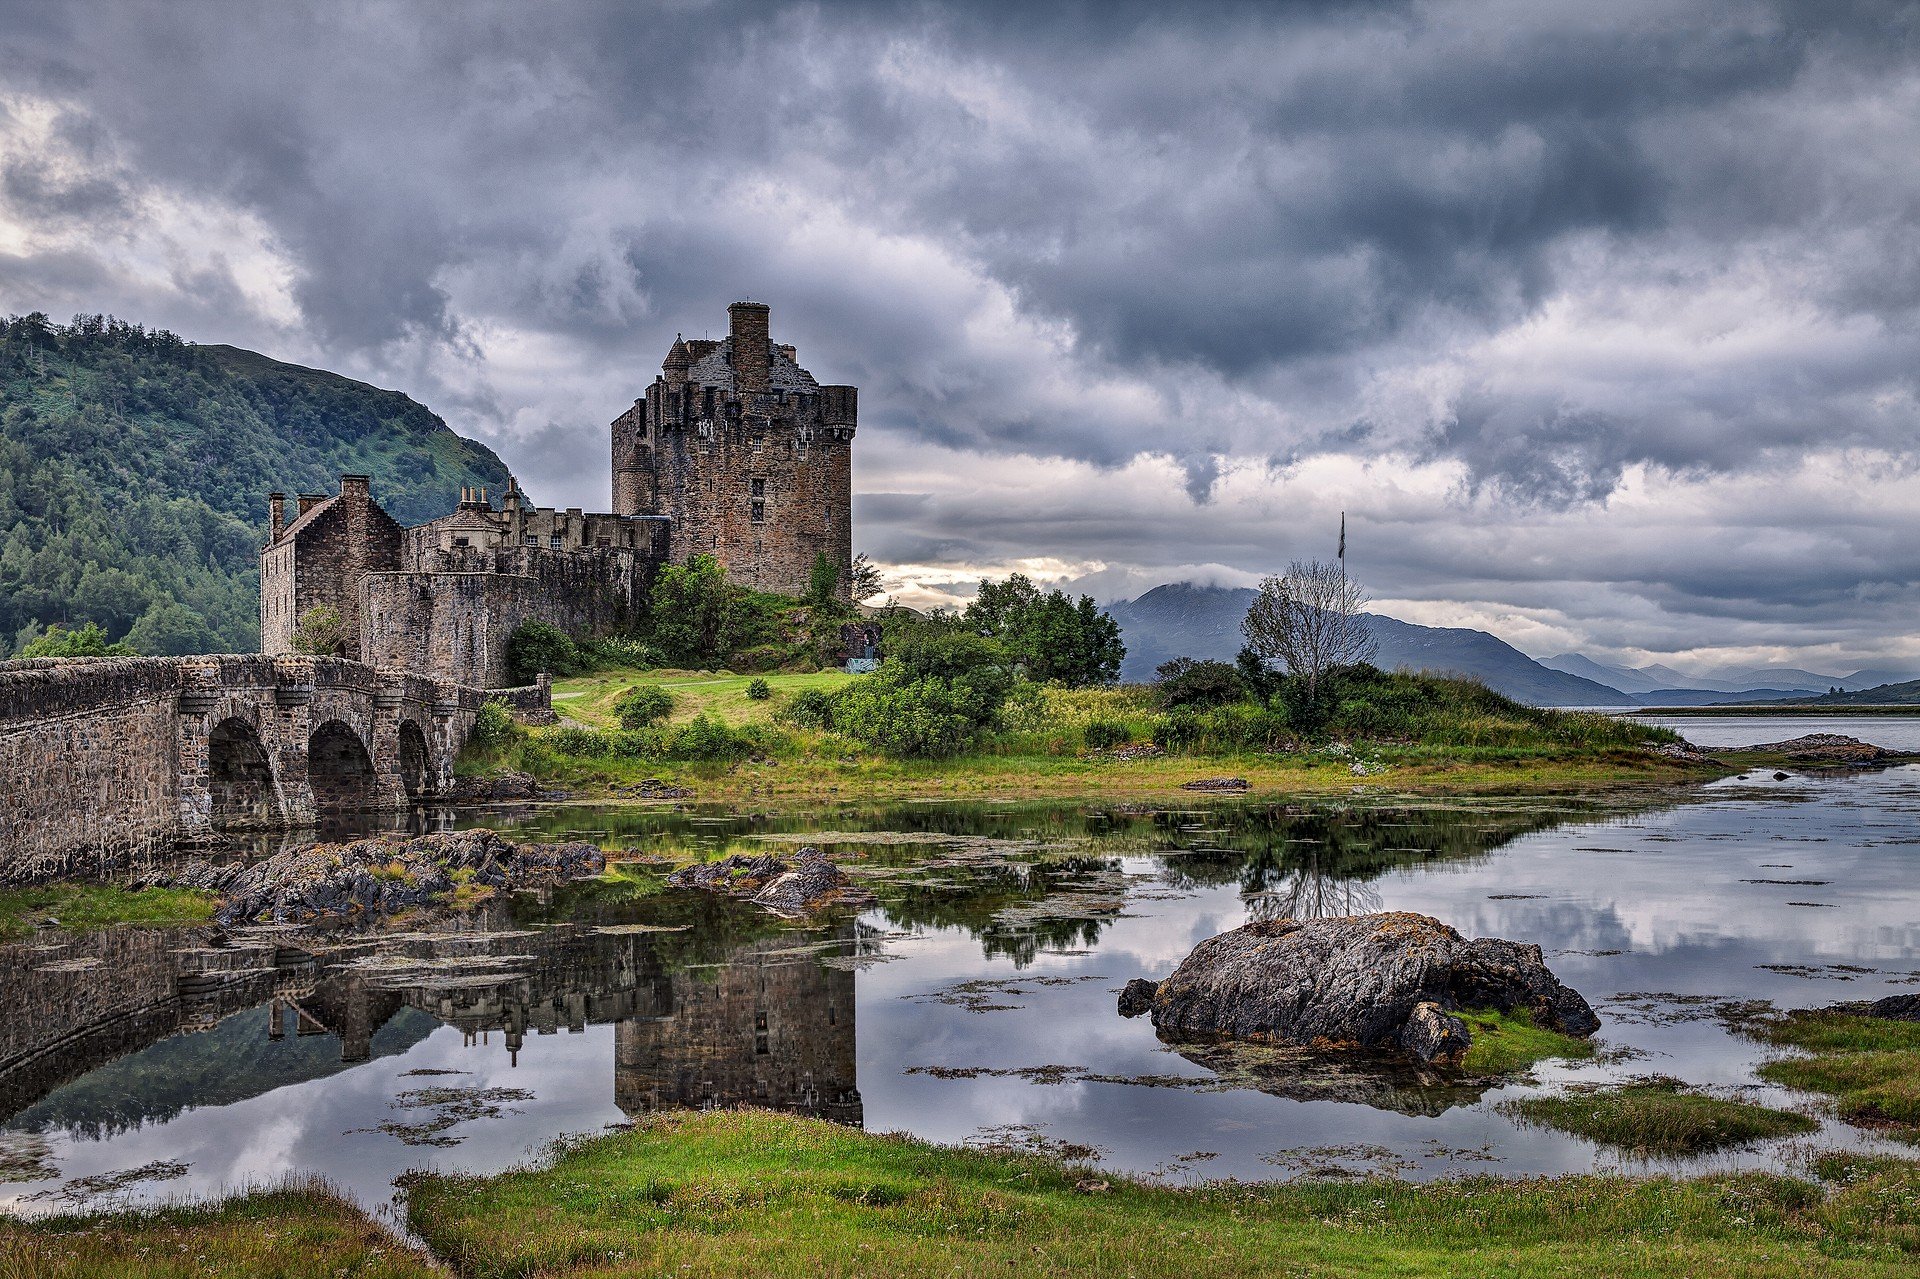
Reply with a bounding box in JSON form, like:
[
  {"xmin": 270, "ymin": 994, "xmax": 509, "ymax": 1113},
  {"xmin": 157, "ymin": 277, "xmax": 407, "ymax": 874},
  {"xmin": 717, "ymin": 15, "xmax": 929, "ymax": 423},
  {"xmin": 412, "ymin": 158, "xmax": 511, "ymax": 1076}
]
[{"xmin": 613, "ymin": 301, "xmax": 856, "ymax": 599}]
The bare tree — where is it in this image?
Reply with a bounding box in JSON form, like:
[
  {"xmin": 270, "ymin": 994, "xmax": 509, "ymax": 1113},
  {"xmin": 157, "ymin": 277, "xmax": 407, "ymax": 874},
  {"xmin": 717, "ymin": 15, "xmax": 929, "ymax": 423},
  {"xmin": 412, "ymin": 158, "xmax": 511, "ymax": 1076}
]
[{"xmin": 1240, "ymin": 559, "xmax": 1375, "ymax": 701}]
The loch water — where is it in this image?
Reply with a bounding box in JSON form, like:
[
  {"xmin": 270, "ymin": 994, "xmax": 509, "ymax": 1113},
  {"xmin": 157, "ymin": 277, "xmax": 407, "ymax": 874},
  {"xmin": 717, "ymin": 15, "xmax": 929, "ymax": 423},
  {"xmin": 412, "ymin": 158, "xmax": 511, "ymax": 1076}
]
[{"xmin": 4, "ymin": 758, "xmax": 1920, "ymax": 1226}]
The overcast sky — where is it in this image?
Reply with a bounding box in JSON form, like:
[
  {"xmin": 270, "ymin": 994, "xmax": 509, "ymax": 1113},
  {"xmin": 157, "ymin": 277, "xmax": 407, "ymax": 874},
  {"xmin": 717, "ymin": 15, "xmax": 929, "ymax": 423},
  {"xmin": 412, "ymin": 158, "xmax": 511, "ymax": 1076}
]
[{"xmin": 3, "ymin": 0, "xmax": 1917, "ymax": 673}]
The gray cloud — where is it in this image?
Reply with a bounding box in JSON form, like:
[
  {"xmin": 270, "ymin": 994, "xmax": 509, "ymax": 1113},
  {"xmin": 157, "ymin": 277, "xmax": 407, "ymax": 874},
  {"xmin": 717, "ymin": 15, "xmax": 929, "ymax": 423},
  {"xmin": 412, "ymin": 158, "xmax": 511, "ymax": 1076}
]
[{"xmin": 2, "ymin": 0, "xmax": 1917, "ymax": 664}]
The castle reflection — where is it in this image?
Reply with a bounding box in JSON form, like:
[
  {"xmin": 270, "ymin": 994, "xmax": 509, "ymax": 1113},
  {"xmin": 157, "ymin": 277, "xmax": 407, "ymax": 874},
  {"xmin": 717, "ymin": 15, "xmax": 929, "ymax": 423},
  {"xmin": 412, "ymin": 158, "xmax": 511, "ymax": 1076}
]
[{"xmin": 0, "ymin": 915, "xmax": 864, "ymax": 1138}]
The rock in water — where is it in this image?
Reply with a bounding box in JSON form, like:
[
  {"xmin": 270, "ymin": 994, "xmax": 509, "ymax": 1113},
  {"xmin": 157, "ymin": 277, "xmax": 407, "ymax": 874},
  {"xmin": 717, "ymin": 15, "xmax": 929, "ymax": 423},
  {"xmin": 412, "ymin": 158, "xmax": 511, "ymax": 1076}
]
[
  {"xmin": 1127, "ymin": 911, "xmax": 1598, "ymax": 1064},
  {"xmin": 213, "ymin": 830, "xmax": 603, "ymax": 925},
  {"xmin": 1117, "ymin": 978, "xmax": 1160, "ymax": 1018},
  {"xmin": 668, "ymin": 847, "xmax": 872, "ymax": 915}
]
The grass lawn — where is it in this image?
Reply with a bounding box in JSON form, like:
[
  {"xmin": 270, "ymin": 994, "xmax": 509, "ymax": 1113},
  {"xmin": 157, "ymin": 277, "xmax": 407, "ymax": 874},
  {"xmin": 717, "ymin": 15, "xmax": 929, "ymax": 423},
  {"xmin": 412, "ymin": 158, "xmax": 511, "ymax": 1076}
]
[
  {"xmin": 1504, "ymin": 1078, "xmax": 1819, "ymax": 1157},
  {"xmin": 553, "ymin": 667, "xmax": 855, "ymax": 729},
  {"xmin": 0, "ymin": 883, "xmax": 215, "ymax": 941}
]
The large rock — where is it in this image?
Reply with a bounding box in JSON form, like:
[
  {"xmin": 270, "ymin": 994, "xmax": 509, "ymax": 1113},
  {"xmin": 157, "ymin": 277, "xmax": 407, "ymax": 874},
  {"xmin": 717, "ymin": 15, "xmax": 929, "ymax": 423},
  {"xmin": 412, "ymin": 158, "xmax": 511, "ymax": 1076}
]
[
  {"xmin": 1739, "ymin": 734, "xmax": 1900, "ymax": 764},
  {"xmin": 211, "ymin": 830, "xmax": 602, "ymax": 925},
  {"xmin": 1121, "ymin": 911, "xmax": 1598, "ymax": 1065}
]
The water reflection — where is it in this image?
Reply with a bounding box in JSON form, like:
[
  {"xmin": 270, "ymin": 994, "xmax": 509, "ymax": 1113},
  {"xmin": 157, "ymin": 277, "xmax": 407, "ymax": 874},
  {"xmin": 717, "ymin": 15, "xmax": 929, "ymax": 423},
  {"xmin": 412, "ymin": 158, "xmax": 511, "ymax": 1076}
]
[{"xmin": 9, "ymin": 772, "xmax": 1920, "ymax": 1218}]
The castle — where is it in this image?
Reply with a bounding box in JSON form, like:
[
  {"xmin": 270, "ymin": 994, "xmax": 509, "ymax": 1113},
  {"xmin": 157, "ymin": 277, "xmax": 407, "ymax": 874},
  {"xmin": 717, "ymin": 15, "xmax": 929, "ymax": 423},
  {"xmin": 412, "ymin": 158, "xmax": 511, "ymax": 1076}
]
[{"xmin": 260, "ymin": 301, "xmax": 856, "ymax": 687}]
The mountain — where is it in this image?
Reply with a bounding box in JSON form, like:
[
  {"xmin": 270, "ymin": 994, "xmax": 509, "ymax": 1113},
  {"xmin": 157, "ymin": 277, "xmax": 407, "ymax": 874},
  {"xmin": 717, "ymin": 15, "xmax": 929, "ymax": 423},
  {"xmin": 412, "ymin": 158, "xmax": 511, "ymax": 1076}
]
[
  {"xmin": 1768, "ymin": 679, "xmax": 1920, "ymax": 706},
  {"xmin": 1541, "ymin": 653, "xmax": 1664, "ymax": 694},
  {"xmin": 1845, "ymin": 667, "xmax": 1920, "ymax": 689},
  {"xmin": 0, "ymin": 313, "xmax": 510, "ymax": 655},
  {"xmin": 1105, "ymin": 583, "xmax": 1635, "ymax": 706}
]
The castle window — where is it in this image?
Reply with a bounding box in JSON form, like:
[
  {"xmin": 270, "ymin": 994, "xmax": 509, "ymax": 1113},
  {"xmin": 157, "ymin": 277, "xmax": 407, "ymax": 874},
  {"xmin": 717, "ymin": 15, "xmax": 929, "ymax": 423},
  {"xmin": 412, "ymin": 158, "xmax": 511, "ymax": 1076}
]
[
  {"xmin": 549, "ymin": 534, "xmax": 562, "ymax": 548},
  {"xmin": 750, "ymin": 478, "xmax": 765, "ymax": 498},
  {"xmin": 750, "ymin": 500, "xmax": 766, "ymax": 524},
  {"xmin": 524, "ymin": 534, "xmax": 537, "ymax": 546},
  {"xmin": 453, "ymin": 537, "xmax": 470, "ymax": 548}
]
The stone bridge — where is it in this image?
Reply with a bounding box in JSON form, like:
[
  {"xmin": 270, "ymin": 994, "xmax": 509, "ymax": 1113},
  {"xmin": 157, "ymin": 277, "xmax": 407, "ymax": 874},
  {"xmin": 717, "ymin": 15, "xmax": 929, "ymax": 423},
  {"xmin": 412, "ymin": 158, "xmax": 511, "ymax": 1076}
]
[{"xmin": 0, "ymin": 655, "xmax": 548, "ymax": 880}]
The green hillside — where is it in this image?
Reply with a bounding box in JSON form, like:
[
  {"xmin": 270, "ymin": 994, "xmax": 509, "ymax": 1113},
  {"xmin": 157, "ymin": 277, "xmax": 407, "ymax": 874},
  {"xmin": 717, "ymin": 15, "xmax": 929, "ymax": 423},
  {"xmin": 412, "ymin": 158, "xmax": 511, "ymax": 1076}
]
[
  {"xmin": 0, "ymin": 312, "xmax": 510, "ymax": 655},
  {"xmin": 1779, "ymin": 679, "xmax": 1920, "ymax": 706}
]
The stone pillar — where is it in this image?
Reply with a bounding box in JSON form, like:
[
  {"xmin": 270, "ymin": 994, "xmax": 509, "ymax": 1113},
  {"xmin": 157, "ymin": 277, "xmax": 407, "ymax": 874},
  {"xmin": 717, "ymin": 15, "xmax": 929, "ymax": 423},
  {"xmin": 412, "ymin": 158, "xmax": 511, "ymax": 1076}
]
[
  {"xmin": 269, "ymin": 657, "xmax": 318, "ymax": 827},
  {"xmin": 173, "ymin": 663, "xmax": 221, "ymax": 842},
  {"xmin": 369, "ymin": 684, "xmax": 408, "ymax": 811}
]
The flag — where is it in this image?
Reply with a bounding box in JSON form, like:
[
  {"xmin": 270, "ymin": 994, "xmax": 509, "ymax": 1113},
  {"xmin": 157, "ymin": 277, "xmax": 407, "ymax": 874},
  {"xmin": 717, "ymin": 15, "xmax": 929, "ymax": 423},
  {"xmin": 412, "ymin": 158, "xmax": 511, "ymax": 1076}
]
[{"xmin": 1338, "ymin": 511, "xmax": 1346, "ymax": 562}]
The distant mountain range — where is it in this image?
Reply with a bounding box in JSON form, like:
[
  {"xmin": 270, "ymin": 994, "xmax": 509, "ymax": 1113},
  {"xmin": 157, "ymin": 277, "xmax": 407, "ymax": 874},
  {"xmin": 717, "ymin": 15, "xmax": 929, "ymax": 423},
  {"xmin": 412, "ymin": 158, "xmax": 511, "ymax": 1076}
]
[
  {"xmin": 1105, "ymin": 584, "xmax": 1633, "ymax": 706},
  {"xmin": 1105, "ymin": 582, "xmax": 1920, "ymax": 707}
]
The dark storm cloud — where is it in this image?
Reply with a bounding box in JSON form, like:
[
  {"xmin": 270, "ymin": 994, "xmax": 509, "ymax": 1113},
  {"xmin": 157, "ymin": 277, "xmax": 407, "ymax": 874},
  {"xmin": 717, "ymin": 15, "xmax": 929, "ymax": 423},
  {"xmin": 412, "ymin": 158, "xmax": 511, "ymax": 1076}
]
[{"xmin": 3, "ymin": 0, "xmax": 1918, "ymax": 660}]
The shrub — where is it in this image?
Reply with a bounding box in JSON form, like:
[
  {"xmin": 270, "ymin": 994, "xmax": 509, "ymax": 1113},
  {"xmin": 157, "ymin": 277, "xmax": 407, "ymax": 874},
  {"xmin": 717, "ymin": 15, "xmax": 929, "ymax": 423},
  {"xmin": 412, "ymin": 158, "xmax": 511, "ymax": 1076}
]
[
  {"xmin": 1151, "ymin": 709, "xmax": 1205, "ymax": 751},
  {"xmin": 746, "ymin": 677, "xmax": 772, "ymax": 700},
  {"xmin": 778, "ymin": 688, "xmax": 836, "ymax": 730},
  {"xmin": 831, "ymin": 676, "xmax": 990, "ymax": 758},
  {"xmin": 468, "ymin": 701, "xmax": 519, "ymax": 749},
  {"xmin": 1154, "ymin": 657, "xmax": 1246, "ymax": 709},
  {"xmin": 507, "ymin": 620, "xmax": 583, "ymax": 684},
  {"xmin": 668, "ymin": 714, "xmax": 750, "ymax": 762},
  {"xmin": 1083, "ymin": 720, "xmax": 1130, "ymax": 750},
  {"xmin": 548, "ymin": 726, "xmax": 612, "ymax": 757},
  {"xmin": 578, "ymin": 635, "xmax": 660, "ymax": 670},
  {"xmin": 612, "ymin": 684, "xmax": 676, "ymax": 729},
  {"xmin": 291, "ymin": 606, "xmax": 349, "ymax": 657}
]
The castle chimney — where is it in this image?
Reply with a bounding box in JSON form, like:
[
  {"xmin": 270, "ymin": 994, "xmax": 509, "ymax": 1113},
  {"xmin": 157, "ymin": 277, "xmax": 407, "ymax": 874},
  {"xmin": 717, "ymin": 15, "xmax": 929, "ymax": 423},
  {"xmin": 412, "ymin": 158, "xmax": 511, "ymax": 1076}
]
[
  {"xmin": 339, "ymin": 474, "xmax": 370, "ymax": 507},
  {"xmin": 268, "ymin": 491, "xmax": 286, "ymax": 543},
  {"xmin": 297, "ymin": 493, "xmax": 327, "ymax": 515},
  {"xmin": 728, "ymin": 300, "xmax": 771, "ymax": 393}
]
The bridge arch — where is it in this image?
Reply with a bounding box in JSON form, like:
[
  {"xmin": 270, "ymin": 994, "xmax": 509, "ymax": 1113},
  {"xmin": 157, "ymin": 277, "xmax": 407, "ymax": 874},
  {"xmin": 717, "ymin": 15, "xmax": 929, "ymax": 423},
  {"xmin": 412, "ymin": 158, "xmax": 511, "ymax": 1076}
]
[
  {"xmin": 208, "ymin": 716, "xmax": 281, "ymax": 829},
  {"xmin": 308, "ymin": 719, "xmax": 377, "ymax": 817}
]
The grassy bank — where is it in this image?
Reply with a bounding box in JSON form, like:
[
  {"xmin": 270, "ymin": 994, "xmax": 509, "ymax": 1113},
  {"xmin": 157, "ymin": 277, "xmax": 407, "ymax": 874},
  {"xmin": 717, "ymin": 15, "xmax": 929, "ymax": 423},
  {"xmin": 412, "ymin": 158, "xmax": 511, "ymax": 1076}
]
[
  {"xmin": 12, "ymin": 1111, "xmax": 1920, "ymax": 1276},
  {"xmin": 1505, "ymin": 1078, "xmax": 1819, "ymax": 1157},
  {"xmin": 0, "ymin": 1180, "xmax": 434, "ymax": 1278},
  {"xmin": 0, "ymin": 883, "xmax": 215, "ymax": 941},
  {"xmin": 463, "ymin": 668, "xmax": 1718, "ymax": 805},
  {"xmin": 1755, "ymin": 1010, "xmax": 1920, "ymax": 1142}
]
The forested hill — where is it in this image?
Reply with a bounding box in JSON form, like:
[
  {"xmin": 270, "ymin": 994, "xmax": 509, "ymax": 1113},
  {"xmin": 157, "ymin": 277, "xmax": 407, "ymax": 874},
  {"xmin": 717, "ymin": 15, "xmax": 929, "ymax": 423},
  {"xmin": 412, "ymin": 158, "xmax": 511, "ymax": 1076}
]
[{"xmin": 0, "ymin": 313, "xmax": 510, "ymax": 655}]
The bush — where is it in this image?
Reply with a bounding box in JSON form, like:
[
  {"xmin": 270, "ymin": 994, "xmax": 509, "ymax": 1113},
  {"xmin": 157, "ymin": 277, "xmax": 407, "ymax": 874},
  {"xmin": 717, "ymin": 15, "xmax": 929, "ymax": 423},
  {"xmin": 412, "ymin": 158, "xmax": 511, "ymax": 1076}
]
[
  {"xmin": 831, "ymin": 676, "xmax": 991, "ymax": 758},
  {"xmin": 291, "ymin": 606, "xmax": 349, "ymax": 657},
  {"xmin": 507, "ymin": 620, "xmax": 584, "ymax": 684},
  {"xmin": 612, "ymin": 684, "xmax": 676, "ymax": 729},
  {"xmin": 668, "ymin": 714, "xmax": 750, "ymax": 762},
  {"xmin": 746, "ymin": 677, "xmax": 772, "ymax": 700},
  {"xmin": 1154, "ymin": 657, "xmax": 1246, "ymax": 709},
  {"xmin": 468, "ymin": 701, "xmax": 520, "ymax": 749},
  {"xmin": 548, "ymin": 726, "xmax": 613, "ymax": 757},
  {"xmin": 578, "ymin": 635, "xmax": 660, "ymax": 670},
  {"xmin": 778, "ymin": 688, "xmax": 836, "ymax": 730},
  {"xmin": 1083, "ymin": 720, "xmax": 1130, "ymax": 750},
  {"xmin": 1151, "ymin": 709, "xmax": 1206, "ymax": 752}
]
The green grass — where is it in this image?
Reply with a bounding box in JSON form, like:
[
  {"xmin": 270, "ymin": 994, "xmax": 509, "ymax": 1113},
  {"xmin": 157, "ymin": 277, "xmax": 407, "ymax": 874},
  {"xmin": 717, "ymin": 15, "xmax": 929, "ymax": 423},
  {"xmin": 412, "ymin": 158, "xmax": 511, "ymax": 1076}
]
[
  {"xmin": 1458, "ymin": 1007, "xmax": 1597, "ymax": 1075},
  {"xmin": 0, "ymin": 1179, "xmax": 436, "ymax": 1278},
  {"xmin": 1755, "ymin": 1011, "xmax": 1920, "ymax": 1140},
  {"xmin": 0, "ymin": 883, "xmax": 215, "ymax": 940},
  {"xmin": 458, "ymin": 668, "xmax": 1723, "ymax": 806},
  {"xmin": 1504, "ymin": 1078, "xmax": 1819, "ymax": 1157},
  {"xmin": 12, "ymin": 1114, "xmax": 1920, "ymax": 1276},
  {"xmin": 394, "ymin": 1110, "xmax": 1920, "ymax": 1277},
  {"xmin": 553, "ymin": 667, "xmax": 855, "ymax": 729}
]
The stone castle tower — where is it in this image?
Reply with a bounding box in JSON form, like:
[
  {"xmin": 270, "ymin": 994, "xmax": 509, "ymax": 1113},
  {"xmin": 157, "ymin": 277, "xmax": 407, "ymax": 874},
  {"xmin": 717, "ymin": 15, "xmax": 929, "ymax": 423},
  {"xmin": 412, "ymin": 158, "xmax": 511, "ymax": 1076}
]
[{"xmin": 610, "ymin": 301, "xmax": 855, "ymax": 599}]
